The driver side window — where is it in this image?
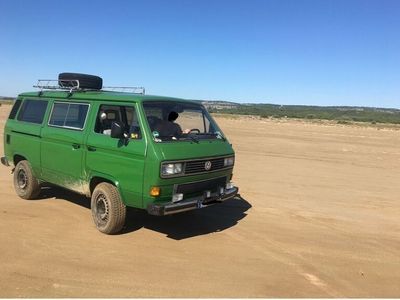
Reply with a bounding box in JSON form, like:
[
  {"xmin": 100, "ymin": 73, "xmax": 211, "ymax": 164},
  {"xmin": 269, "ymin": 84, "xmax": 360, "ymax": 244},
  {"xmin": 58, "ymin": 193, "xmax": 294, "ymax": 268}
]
[{"xmin": 94, "ymin": 104, "xmax": 141, "ymax": 139}]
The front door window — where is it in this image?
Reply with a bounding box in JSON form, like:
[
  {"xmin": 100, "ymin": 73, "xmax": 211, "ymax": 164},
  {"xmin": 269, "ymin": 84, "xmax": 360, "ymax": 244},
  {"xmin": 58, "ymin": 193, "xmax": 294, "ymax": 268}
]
[{"xmin": 94, "ymin": 105, "xmax": 141, "ymax": 139}]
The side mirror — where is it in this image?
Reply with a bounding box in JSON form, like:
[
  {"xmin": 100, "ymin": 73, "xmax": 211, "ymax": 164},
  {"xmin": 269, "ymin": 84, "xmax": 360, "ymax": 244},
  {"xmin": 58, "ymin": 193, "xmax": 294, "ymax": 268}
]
[{"xmin": 111, "ymin": 121, "xmax": 124, "ymax": 139}]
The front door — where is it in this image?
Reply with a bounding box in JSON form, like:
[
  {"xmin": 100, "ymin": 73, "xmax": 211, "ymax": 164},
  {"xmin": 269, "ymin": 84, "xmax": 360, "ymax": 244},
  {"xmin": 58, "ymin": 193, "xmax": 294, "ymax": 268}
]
[{"xmin": 85, "ymin": 102, "xmax": 146, "ymax": 208}]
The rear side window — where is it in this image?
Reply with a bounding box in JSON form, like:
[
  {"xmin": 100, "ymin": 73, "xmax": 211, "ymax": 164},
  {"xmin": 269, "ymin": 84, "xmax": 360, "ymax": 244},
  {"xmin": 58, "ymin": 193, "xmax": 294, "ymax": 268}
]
[
  {"xmin": 49, "ymin": 102, "xmax": 89, "ymax": 130},
  {"xmin": 17, "ymin": 99, "xmax": 48, "ymax": 124},
  {"xmin": 8, "ymin": 99, "xmax": 22, "ymax": 119}
]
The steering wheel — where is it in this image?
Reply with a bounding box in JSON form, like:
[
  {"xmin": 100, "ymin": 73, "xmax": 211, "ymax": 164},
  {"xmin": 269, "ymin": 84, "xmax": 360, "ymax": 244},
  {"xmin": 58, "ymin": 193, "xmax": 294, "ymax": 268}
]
[{"xmin": 188, "ymin": 128, "xmax": 200, "ymax": 134}]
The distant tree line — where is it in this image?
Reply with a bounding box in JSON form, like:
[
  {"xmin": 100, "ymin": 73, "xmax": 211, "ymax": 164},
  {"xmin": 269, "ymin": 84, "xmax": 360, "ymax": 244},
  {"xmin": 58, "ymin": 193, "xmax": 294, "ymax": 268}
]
[
  {"xmin": 207, "ymin": 103, "xmax": 400, "ymax": 124},
  {"xmin": 0, "ymin": 97, "xmax": 15, "ymax": 106}
]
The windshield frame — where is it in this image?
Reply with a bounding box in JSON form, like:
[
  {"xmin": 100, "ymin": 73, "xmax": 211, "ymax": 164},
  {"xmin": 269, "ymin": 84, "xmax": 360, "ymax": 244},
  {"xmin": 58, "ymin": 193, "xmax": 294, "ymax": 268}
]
[{"xmin": 141, "ymin": 100, "xmax": 225, "ymax": 143}]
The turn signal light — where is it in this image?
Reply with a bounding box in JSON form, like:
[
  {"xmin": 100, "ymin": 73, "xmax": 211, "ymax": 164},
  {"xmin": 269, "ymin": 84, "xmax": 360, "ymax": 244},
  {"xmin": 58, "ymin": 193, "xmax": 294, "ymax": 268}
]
[{"xmin": 150, "ymin": 186, "xmax": 160, "ymax": 197}]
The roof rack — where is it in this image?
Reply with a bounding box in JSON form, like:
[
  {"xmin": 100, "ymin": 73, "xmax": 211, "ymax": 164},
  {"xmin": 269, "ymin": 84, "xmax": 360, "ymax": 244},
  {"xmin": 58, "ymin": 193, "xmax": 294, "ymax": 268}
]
[
  {"xmin": 102, "ymin": 86, "xmax": 146, "ymax": 95},
  {"xmin": 34, "ymin": 79, "xmax": 80, "ymax": 95},
  {"xmin": 33, "ymin": 80, "xmax": 146, "ymax": 95}
]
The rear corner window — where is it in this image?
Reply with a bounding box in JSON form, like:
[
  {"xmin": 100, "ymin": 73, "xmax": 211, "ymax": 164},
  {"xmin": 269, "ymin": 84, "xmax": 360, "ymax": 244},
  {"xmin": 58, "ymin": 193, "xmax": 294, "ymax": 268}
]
[
  {"xmin": 49, "ymin": 102, "xmax": 89, "ymax": 130},
  {"xmin": 17, "ymin": 99, "xmax": 48, "ymax": 124},
  {"xmin": 8, "ymin": 99, "xmax": 22, "ymax": 119}
]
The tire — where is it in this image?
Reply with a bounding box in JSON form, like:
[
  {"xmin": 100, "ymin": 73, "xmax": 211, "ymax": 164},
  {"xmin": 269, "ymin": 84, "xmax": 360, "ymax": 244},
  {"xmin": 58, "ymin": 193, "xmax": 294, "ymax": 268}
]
[
  {"xmin": 58, "ymin": 72, "xmax": 103, "ymax": 90},
  {"xmin": 91, "ymin": 182, "xmax": 126, "ymax": 234},
  {"xmin": 13, "ymin": 160, "xmax": 41, "ymax": 199}
]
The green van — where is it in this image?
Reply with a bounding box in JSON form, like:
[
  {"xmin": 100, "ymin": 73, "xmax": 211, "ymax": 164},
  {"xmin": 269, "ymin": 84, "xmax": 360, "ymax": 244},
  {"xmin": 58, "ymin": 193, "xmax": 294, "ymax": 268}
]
[{"xmin": 1, "ymin": 73, "xmax": 238, "ymax": 234}]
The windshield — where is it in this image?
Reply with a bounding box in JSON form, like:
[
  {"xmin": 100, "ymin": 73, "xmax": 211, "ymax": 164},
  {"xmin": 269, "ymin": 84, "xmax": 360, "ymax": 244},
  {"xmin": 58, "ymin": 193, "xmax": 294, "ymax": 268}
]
[{"xmin": 143, "ymin": 101, "xmax": 224, "ymax": 142}]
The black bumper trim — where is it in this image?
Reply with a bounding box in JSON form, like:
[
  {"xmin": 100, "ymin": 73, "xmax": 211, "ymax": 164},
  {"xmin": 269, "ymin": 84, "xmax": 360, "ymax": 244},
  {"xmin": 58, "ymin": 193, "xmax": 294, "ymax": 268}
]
[{"xmin": 147, "ymin": 187, "xmax": 239, "ymax": 216}]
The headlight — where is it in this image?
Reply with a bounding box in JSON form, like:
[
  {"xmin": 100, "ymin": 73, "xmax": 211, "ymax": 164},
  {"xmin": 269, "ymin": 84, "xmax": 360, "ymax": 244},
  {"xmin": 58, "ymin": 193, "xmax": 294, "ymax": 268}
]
[
  {"xmin": 224, "ymin": 156, "xmax": 235, "ymax": 167},
  {"xmin": 161, "ymin": 162, "xmax": 183, "ymax": 176}
]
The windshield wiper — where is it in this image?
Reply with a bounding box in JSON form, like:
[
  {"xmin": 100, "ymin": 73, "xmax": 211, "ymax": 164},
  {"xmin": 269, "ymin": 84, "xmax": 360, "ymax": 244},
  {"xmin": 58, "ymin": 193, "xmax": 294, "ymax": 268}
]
[
  {"xmin": 187, "ymin": 135, "xmax": 199, "ymax": 143},
  {"xmin": 157, "ymin": 135, "xmax": 177, "ymax": 142},
  {"xmin": 156, "ymin": 134, "xmax": 199, "ymax": 143}
]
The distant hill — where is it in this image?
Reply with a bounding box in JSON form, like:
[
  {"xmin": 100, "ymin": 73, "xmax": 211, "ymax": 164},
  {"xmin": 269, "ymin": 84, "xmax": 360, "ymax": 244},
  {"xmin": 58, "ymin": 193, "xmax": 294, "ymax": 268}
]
[
  {"xmin": 0, "ymin": 96, "xmax": 16, "ymax": 105},
  {"xmin": 0, "ymin": 96, "xmax": 16, "ymax": 101},
  {"xmin": 200, "ymin": 100, "xmax": 240, "ymax": 110},
  {"xmin": 203, "ymin": 101, "xmax": 400, "ymax": 124}
]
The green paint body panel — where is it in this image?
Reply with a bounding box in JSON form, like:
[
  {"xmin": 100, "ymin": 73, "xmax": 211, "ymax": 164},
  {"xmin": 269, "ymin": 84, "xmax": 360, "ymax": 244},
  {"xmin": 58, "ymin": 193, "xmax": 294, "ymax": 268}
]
[{"xmin": 2, "ymin": 91, "xmax": 235, "ymax": 209}]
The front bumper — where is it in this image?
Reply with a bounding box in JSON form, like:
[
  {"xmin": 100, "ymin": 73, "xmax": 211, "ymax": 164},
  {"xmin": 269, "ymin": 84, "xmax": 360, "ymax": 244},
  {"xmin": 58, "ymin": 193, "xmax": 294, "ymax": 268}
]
[
  {"xmin": 147, "ymin": 186, "xmax": 239, "ymax": 216},
  {"xmin": 1, "ymin": 156, "xmax": 9, "ymax": 167}
]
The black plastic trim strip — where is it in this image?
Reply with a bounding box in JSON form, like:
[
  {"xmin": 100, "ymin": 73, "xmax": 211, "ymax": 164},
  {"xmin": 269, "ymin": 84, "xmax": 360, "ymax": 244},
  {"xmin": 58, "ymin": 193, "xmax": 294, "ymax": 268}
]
[{"xmin": 11, "ymin": 130, "xmax": 41, "ymax": 138}]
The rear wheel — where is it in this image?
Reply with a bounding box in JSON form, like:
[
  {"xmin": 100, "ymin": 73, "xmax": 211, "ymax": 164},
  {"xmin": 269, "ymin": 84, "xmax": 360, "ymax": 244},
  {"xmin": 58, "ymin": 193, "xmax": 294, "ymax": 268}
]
[
  {"xmin": 91, "ymin": 182, "xmax": 126, "ymax": 234},
  {"xmin": 13, "ymin": 160, "xmax": 41, "ymax": 199}
]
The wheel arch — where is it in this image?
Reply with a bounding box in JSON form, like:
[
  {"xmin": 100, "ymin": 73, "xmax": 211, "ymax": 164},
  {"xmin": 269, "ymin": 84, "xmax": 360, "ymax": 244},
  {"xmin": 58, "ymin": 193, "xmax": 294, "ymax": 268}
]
[
  {"xmin": 13, "ymin": 154, "xmax": 27, "ymax": 166},
  {"xmin": 13, "ymin": 153, "xmax": 42, "ymax": 178},
  {"xmin": 89, "ymin": 173, "xmax": 120, "ymax": 196}
]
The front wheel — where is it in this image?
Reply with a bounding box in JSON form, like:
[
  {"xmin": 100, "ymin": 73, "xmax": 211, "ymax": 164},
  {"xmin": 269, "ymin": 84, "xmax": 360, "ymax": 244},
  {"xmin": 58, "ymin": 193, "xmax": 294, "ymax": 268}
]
[
  {"xmin": 91, "ymin": 182, "xmax": 126, "ymax": 234},
  {"xmin": 13, "ymin": 160, "xmax": 41, "ymax": 199}
]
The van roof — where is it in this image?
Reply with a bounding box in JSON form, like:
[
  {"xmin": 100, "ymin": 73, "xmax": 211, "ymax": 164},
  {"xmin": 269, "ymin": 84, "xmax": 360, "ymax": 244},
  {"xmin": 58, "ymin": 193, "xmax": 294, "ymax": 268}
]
[{"xmin": 18, "ymin": 90, "xmax": 197, "ymax": 104}]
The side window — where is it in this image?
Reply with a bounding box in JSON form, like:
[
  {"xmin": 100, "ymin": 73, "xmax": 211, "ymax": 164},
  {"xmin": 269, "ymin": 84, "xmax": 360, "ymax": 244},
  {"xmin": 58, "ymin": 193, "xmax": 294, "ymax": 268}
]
[
  {"xmin": 49, "ymin": 102, "xmax": 89, "ymax": 130},
  {"xmin": 8, "ymin": 99, "xmax": 22, "ymax": 119},
  {"xmin": 65, "ymin": 104, "xmax": 89, "ymax": 129},
  {"xmin": 95, "ymin": 105, "xmax": 141, "ymax": 139},
  {"xmin": 49, "ymin": 103, "xmax": 69, "ymax": 126},
  {"xmin": 17, "ymin": 99, "xmax": 48, "ymax": 124}
]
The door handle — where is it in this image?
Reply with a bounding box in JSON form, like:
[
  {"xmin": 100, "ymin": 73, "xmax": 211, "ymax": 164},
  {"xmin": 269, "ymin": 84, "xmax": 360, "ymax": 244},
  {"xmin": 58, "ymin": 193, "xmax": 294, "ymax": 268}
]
[
  {"xmin": 72, "ymin": 143, "xmax": 81, "ymax": 149},
  {"xmin": 87, "ymin": 146, "xmax": 97, "ymax": 152}
]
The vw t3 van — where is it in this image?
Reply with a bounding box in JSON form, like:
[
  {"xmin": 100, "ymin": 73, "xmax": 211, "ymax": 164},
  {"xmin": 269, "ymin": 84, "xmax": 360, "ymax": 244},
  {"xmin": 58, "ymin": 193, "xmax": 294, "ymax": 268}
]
[{"xmin": 1, "ymin": 73, "xmax": 238, "ymax": 234}]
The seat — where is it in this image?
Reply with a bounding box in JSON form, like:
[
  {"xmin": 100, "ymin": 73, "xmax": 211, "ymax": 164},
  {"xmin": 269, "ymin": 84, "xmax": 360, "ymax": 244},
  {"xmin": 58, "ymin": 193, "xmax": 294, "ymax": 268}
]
[{"xmin": 96, "ymin": 109, "xmax": 120, "ymax": 134}]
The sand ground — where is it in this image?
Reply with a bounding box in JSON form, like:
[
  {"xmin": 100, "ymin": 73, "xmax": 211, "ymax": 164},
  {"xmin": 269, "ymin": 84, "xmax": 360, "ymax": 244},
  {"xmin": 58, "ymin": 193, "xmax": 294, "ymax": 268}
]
[{"xmin": 0, "ymin": 104, "xmax": 399, "ymax": 297}]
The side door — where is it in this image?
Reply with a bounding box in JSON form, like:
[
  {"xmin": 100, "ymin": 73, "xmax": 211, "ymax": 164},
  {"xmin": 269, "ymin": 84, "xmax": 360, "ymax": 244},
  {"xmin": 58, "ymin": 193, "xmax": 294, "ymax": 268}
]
[
  {"xmin": 40, "ymin": 101, "xmax": 90, "ymax": 193},
  {"xmin": 85, "ymin": 102, "xmax": 147, "ymax": 208}
]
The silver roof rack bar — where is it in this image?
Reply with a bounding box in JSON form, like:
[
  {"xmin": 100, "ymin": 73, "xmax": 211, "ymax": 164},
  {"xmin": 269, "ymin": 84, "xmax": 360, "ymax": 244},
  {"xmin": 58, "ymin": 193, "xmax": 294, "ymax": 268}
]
[
  {"xmin": 33, "ymin": 79, "xmax": 146, "ymax": 95},
  {"xmin": 102, "ymin": 86, "xmax": 145, "ymax": 95},
  {"xmin": 34, "ymin": 79, "xmax": 80, "ymax": 94}
]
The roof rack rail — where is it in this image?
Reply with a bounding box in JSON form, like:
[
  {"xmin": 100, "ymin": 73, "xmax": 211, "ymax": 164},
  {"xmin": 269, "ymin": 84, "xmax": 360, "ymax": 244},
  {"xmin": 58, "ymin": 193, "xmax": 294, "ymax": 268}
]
[
  {"xmin": 102, "ymin": 86, "xmax": 145, "ymax": 95},
  {"xmin": 34, "ymin": 79, "xmax": 80, "ymax": 94},
  {"xmin": 33, "ymin": 77, "xmax": 146, "ymax": 95}
]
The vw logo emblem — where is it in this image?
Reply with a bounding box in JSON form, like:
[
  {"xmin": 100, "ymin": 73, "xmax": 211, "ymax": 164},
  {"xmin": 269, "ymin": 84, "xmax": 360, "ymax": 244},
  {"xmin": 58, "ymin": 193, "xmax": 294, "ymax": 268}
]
[{"xmin": 204, "ymin": 161, "xmax": 212, "ymax": 170}]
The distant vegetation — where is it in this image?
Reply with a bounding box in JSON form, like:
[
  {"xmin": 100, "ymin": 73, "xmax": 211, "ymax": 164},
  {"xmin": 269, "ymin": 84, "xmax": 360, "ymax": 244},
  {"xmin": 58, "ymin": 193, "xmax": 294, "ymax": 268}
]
[
  {"xmin": 202, "ymin": 101, "xmax": 400, "ymax": 124},
  {"xmin": 0, "ymin": 96, "xmax": 15, "ymax": 105}
]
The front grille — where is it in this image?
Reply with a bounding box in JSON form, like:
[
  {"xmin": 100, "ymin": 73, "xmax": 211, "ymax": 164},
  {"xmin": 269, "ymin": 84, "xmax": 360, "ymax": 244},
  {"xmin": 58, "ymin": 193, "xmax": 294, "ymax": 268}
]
[
  {"xmin": 185, "ymin": 157, "xmax": 226, "ymax": 175},
  {"xmin": 176, "ymin": 177, "xmax": 227, "ymax": 194}
]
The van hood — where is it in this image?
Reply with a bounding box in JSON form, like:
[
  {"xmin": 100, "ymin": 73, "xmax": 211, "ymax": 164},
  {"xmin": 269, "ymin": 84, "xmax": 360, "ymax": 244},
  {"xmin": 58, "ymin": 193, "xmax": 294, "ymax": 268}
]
[{"xmin": 153, "ymin": 139, "xmax": 235, "ymax": 161}]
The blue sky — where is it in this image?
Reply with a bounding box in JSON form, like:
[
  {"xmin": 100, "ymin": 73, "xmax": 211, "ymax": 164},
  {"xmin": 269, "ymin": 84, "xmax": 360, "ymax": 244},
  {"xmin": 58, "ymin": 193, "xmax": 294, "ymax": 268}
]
[{"xmin": 1, "ymin": 0, "xmax": 399, "ymax": 108}]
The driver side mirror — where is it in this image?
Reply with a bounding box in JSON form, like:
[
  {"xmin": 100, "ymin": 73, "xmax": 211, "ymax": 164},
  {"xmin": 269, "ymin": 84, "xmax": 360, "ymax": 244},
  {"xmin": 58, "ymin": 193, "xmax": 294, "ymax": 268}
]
[{"xmin": 111, "ymin": 121, "xmax": 124, "ymax": 139}]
